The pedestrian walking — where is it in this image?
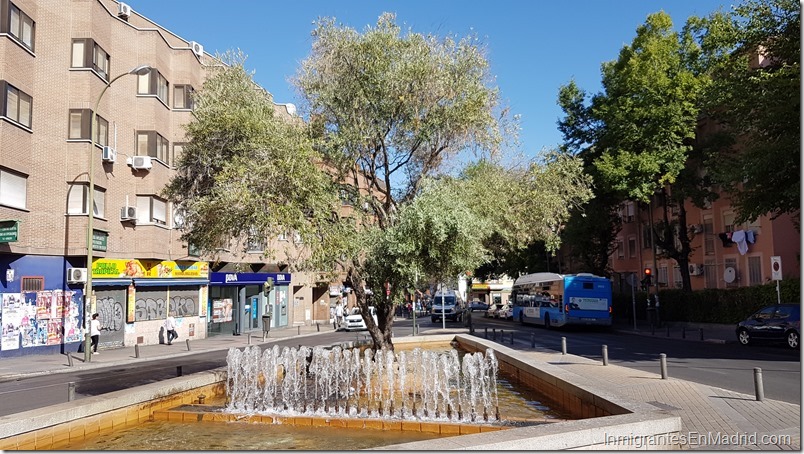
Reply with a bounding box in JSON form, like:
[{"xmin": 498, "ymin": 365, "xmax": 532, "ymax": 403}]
[
  {"xmin": 164, "ymin": 313, "xmax": 178, "ymax": 345},
  {"xmin": 335, "ymin": 302, "xmax": 344, "ymax": 330},
  {"xmin": 90, "ymin": 313, "xmax": 101, "ymax": 354}
]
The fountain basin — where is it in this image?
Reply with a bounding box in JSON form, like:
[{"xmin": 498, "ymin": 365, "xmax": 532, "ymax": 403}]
[{"xmin": 0, "ymin": 334, "xmax": 681, "ymax": 450}]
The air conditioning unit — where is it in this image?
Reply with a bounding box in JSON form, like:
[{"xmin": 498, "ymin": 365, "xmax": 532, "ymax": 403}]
[
  {"xmin": 189, "ymin": 41, "xmax": 204, "ymax": 58},
  {"xmin": 120, "ymin": 205, "xmax": 137, "ymax": 222},
  {"xmin": 118, "ymin": 2, "xmax": 132, "ymax": 19},
  {"xmin": 67, "ymin": 267, "xmax": 88, "ymax": 284},
  {"xmin": 688, "ymin": 263, "xmax": 704, "ymax": 276},
  {"xmin": 101, "ymin": 146, "xmax": 116, "ymax": 163},
  {"xmin": 127, "ymin": 155, "xmax": 153, "ymax": 170}
]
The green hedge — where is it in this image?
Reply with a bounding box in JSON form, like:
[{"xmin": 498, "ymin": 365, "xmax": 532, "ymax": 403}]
[{"xmin": 613, "ymin": 279, "xmax": 801, "ymax": 324}]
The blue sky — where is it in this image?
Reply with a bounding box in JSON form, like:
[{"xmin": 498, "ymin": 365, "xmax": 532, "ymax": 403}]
[{"xmin": 133, "ymin": 0, "xmax": 729, "ymax": 156}]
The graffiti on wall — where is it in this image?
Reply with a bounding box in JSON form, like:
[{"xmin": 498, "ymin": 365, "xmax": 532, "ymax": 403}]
[
  {"xmin": 169, "ymin": 295, "xmax": 197, "ymax": 317},
  {"xmin": 135, "ymin": 288, "xmax": 199, "ymax": 321},
  {"xmin": 95, "ymin": 295, "xmax": 125, "ymax": 332},
  {"xmin": 135, "ymin": 296, "xmax": 167, "ymax": 321}
]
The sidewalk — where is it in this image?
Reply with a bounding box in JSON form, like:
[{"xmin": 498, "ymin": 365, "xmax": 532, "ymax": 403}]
[{"xmin": 1, "ymin": 320, "xmax": 799, "ymax": 450}]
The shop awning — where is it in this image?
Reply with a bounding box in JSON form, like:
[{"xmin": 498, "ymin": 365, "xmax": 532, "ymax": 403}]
[
  {"xmin": 92, "ymin": 278, "xmax": 134, "ymax": 287},
  {"xmin": 133, "ymin": 278, "xmax": 209, "ymax": 287}
]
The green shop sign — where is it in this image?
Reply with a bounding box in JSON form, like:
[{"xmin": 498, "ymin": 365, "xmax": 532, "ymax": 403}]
[
  {"xmin": 93, "ymin": 230, "xmax": 108, "ymax": 252},
  {"xmin": 0, "ymin": 220, "xmax": 19, "ymax": 243}
]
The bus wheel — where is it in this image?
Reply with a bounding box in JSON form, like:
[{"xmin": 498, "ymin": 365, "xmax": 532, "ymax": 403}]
[{"xmin": 544, "ymin": 315, "xmax": 551, "ymax": 329}]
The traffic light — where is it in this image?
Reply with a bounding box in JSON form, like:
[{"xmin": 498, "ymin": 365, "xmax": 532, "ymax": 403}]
[
  {"xmin": 641, "ymin": 268, "xmax": 652, "ymax": 291},
  {"xmin": 263, "ymin": 277, "xmax": 274, "ymax": 296}
]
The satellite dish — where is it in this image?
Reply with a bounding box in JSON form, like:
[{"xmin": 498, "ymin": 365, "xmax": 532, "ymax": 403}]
[{"xmin": 723, "ymin": 267, "xmax": 736, "ymax": 283}]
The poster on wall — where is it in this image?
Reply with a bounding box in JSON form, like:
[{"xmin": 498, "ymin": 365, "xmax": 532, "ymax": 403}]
[
  {"xmin": 62, "ymin": 291, "xmax": 82, "ymax": 344},
  {"xmin": 211, "ymin": 298, "xmax": 232, "ymax": 323},
  {"xmin": 126, "ymin": 285, "xmax": 136, "ymax": 323},
  {"xmin": 36, "ymin": 291, "xmax": 54, "ymax": 319},
  {"xmin": 199, "ymin": 286, "xmax": 208, "ymax": 318},
  {"xmin": 20, "ymin": 293, "xmax": 45, "ymax": 348},
  {"xmin": 1, "ymin": 293, "xmax": 22, "ymax": 350}
]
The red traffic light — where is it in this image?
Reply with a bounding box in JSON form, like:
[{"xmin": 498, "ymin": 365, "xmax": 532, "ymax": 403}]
[{"xmin": 644, "ymin": 268, "xmax": 652, "ymax": 276}]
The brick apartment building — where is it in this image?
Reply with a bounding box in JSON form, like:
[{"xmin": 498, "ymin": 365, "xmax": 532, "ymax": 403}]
[{"xmin": 0, "ymin": 0, "xmax": 338, "ymax": 357}]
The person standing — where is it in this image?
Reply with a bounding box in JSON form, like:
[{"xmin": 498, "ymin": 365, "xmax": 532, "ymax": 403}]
[
  {"xmin": 335, "ymin": 302, "xmax": 344, "ymax": 330},
  {"xmin": 164, "ymin": 313, "xmax": 177, "ymax": 345},
  {"xmin": 90, "ymin": 313, "xmax": 101, "ymax": 354}
]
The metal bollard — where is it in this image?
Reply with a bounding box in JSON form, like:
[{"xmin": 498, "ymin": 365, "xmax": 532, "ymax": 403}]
[
  {"xmin": 500, "ymin": 330, "xmax": 504, "ymax": 342},
  {"xmin": 484, "ymin": 327, "xmax": 488, "ymax": 339},
  {"xmin": 753, "ymin": 368, "xmax": 764, "ymax": 401},
  {"xmin": 135, "ymin": 344, "xmax": 140, "ymax": 358},
  {"xmin": 699, "ymin": 328, "xmax": 704, "ymax": 341},
  {"xmin": 66, "ymin": 353, "xmax": 74, "ymax": 367},
  {"xmin": 682, "ymin": 327, "xmax": 686, "ymax": 339},
  {"xmin": 68, "ymin": 381, "xmax": 76, "ymax": 401},
  {"xmin": 317, "ymin": 322, "xmax": 320, "ymax": 332},
  {"xmin": 510, "ymin": 331, "xmax": 514, "ymax": 345},
  {"xmin": 493, "ymin": 328, "xmax": 497, "ymax": 341},
  {"xmin": 530, "ymin": 332, "xmax": 535, "ymax": 348},
  {"xmin": 298, "ymin": 326, "xmax": 301, "ymax": 336},
  {"xmin": 177, "ymin": 366, "xmax": 183, "ymax": 377},
  {"xmin": 660, "ymin": 353, "xmax": 668, "ymax": 379},
  {"xmin": 185, "ymin": 339, "xmax": 191, "ymax": 351},
  {"xmin": 247, "ymin": 334, "xmax": 252, "ymax": 345},
  {"xmin": 561, "ymin": 337, "xmax": 567, "ymax": 355},
  {"xmin": 602, "ymin": 345, "xmax": 609, "ymax": 366}
]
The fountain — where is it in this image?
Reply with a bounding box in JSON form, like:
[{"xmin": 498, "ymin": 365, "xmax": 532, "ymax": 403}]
[{"xmin": 225, "ymin": 345, "xmax": 501, "ymax": 423}]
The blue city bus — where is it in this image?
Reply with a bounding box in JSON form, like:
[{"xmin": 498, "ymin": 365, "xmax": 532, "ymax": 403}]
[{"xmin": 512, "ymin": 272, "xmax": 612, "ymax": 328}]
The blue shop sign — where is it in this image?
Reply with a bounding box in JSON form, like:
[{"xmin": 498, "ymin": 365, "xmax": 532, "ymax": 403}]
[{"xmin": 209, "ymin": 272, "xmax": 292, "ymax": 286}]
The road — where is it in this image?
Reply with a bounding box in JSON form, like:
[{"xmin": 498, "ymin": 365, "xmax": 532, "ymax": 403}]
[{"xmin": 0, "ymin": 318, "xmax": 798, "ymax": 417}]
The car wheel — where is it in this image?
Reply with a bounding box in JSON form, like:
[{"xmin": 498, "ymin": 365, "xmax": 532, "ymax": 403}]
[
  {"xmin": 544, "ymin": 315, "xmax": 551, "ymax": 329},
  {"xmin": 786, "ymin": 330, "xmax": 799, "ymax": 349},
  {"xmin": 737, "ymin": 328, "xmax": 750, "ymax": 345}
]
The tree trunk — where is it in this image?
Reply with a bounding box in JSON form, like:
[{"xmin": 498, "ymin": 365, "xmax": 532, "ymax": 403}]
[{"xmin": 345, "ymin": 265, "xmax": 394, "ymax": 351}]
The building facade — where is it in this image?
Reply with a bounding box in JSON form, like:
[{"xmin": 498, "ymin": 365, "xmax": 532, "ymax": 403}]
[{"xmin": 0, "ymin": 0, "xmax": 333, "ymax": 357}]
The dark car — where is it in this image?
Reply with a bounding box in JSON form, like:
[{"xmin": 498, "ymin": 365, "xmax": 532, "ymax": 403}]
[
  {"xmin": 469, "ymin": 301, "xmax": 489, "ymax": 312},
  {"xmin": 736, "ymin": 304, "xmax": 800, "ymax": 349}
]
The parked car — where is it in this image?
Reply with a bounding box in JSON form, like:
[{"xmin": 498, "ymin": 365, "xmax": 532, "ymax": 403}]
[
  {"xmin": 344, "ymin": 306, "xmax": 378, "ymax": 331},
  {"xmin": 486, "ymin": 303, "xmax": 502, "ymax": 317},
  {"xmin": 500, "ymin": 305, "xmax": 514, "ymax": 320},
  {"xmin": 493, "ymin": 303, "xmax": 510, "ymax": 319},
  {"xmin": 431, "ymin": 291, "xmax": 465, "ymax": 323},
  {"xmin": 736, "ymin": 304, "xmax": 800, "ymax": 349},
  {"xmin": 469, "ymin": 301, "xmax": 489, "ymax": 312}
]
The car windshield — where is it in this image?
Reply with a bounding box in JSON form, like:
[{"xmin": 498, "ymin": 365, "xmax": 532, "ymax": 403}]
[{"xmin": 434, "ymin": 296, "xmax": 456, "ymax": 306}]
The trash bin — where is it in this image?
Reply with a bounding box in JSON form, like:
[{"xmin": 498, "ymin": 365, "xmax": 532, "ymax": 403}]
[{"xmin": 262, "ymin": 315, "xmax": 272, "ymax": 333}]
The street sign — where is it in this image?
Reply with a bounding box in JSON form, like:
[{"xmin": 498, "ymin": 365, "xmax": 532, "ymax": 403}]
[
  {"xmin": 0, "ymin": 220, "xmax": 18, "ymax": 242},
  {"xmin": 92, "ymin": 230, "xmax": 108, "ymax": 252},
  {"xmin": 770, "ymin": 256, "xmax": 782, "ymax": 281}
]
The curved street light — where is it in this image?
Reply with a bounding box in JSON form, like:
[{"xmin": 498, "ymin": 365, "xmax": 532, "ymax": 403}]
[{"xmin": 84, "ymin": 64, "xmax": 151, "ymax": 362}]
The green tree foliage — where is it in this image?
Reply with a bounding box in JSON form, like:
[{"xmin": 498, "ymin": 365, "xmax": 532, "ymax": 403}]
[
  {"xmin": 692, "ymin": 0, "xmax": 800, "ymax": 226},
  {"xmin": 163, "ymin": 51, "xmax": 351, "ymax": 270}
]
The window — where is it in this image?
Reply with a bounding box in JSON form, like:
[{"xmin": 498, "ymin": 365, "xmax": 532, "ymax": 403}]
[
  {"xmin": 0, "ymin": 168, "xmax": 26, "ymax": 210},
  {"xmin": 8, "ymin": 2, "xmax": 35, "ymax": 51},
  {"xmin": 67, "ymin": 184, "xmax": 105, "ymax": 217},
  {"xmin": 616, "ymin": 239, "xmax": 624, "ymax": 259},
  {"xmin": 71, "ymin": 39, "xmax": 110, "ymax": 80},
  {"xmin": 21, "ymin": 276, "xmax": 44, "ymax": 292},
  {"xmin": 278, "ymin": 232, "xmax": 288, "ymax": 241},
  {"xmin": 173, "ymin": 85, "xmax": 194, "ymax": 110},
  {"xmin": 246, "ymin": 228, "xmax": 265, "ymax": 253},
  {"xmin": 2, "ymin": 81, "xmax": 32, "ymax": 128},
  {"xmin": 642, "ymin": 224, "xmax": 652, "ymax": 249},
  {"xmin": 704, "ymin": 260, "xmax": 717, "ymax": 288},
  {"xmin": 748, "ymin": 256, "xmax": 762, "ymax": 286},
  {"xmin": 138, "ymin": 68, "xmax": 169, "ymax": 105},
  {"xmin": 136, "ymin": 131, "xmax": 169, "ymax": 164},
  {"xmin": 67, "ymin": 109, "xmax": 108, "ymax": 146},
  {"xmin": 627, "ymin": 236, "xmax": 637, "ymax": 258},
  {"xmin": 657, "ymin": 265, "xmax": 668, "ymax": 286},
  {"xmin": 703, "ymin": 216, "xmax": 715, "ymax": 256},
  {"xmin": 746, "ymin": 217, "xmax": 762, "ymax": 236},
  {"xmin": 625, "ymin": 202, "xmax": 635, "ymax": 223},
  {"xmin": 172, "ymin": 143, "xmax": 185, "ymax": 168},
  {"xmin": 672, "ymin": 266, "xmax": 682, "ymax": 288},
  {"xmin": 136, "ymin": 195, "xmax": 167, "ymax": 225},
  {"xmin": 723, "ymin": 211, "xmax": 735, "ymax": 233},
  {"xmin": 724, "ymin": 257, "xmax": 739, "ymax": 288}
]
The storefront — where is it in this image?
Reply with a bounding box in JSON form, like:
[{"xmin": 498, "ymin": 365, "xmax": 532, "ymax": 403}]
[
  {"xmin": 208, "ymin": 272, "xmax": 292, "ymax": 336},
  {"xmin": 90, "ymin": 259, "xmax": 210, "ymax": 347}
]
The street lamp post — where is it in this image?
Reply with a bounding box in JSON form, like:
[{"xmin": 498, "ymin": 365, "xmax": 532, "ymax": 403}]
[{"xmin": 83, "ymin": 64, "xmax": 151, "ymax": 363}]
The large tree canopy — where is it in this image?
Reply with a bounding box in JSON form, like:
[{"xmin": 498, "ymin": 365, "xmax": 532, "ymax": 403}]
[{"xmin": 692, "ymin": 0, "xmax": 800, "ymax": 226}]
